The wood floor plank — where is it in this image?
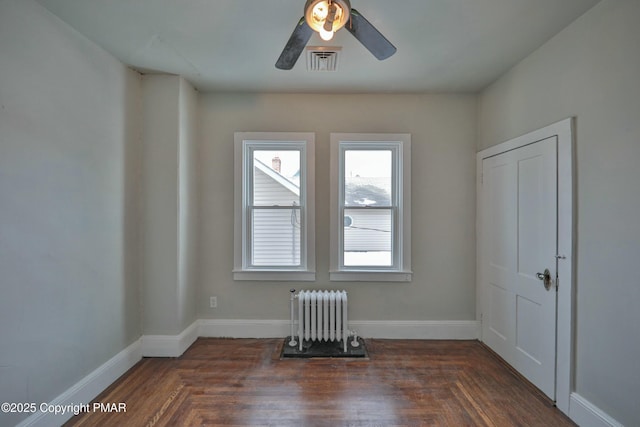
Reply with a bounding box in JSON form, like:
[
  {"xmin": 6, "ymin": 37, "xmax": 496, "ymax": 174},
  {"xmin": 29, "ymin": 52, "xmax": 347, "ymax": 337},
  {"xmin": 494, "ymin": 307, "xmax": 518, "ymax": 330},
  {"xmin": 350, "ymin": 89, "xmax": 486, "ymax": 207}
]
[{"xmin": 65, "ymin": 338, "xmax": 575, "ymax": 426}]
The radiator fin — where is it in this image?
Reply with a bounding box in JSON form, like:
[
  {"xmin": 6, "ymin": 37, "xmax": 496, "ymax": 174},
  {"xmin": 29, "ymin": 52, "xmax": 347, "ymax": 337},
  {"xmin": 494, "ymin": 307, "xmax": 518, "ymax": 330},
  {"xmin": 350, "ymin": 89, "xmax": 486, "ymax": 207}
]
[{"xmin": 297, "ymin": 290, "xmax": 348, "ymax": 352}]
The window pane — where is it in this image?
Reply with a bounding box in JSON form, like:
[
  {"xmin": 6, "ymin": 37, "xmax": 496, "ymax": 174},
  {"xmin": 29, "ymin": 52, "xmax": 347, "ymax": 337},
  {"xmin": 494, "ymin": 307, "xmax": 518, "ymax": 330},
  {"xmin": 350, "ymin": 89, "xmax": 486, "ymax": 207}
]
[
  {"xmin": 252, "ymin": 208, "xmax": 301, "ymax": 266},
  {"xmin": 343, "ymin": 208, "xmax": 392, "ymax": 266},
  {"xmin": 253, "ymin": 150, "xmax": 300, "ymax": 206},
  {"xmin": 344, "ymin": 150, "xmax": 392, "ymax": 207}
]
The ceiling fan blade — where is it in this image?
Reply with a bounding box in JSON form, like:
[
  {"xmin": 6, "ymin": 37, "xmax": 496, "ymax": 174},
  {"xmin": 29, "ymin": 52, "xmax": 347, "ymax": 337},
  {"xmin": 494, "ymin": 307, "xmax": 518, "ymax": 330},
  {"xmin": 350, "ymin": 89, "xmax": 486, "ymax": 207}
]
[
  {"xmin": 276, "ymin": 18, "xmax": 314, "ymax": 70},
  {"xmin": 345, "ymin": 9, "xmax": 396, "ymax": 60}
]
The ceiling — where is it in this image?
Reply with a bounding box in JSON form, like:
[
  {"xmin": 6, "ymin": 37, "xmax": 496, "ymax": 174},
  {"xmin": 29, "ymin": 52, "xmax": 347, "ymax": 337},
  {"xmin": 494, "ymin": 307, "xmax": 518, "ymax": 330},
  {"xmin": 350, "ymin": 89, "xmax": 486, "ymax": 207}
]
[{"xmin": 35, "ymin": 0, "xmax": 599, "ymax": 93}]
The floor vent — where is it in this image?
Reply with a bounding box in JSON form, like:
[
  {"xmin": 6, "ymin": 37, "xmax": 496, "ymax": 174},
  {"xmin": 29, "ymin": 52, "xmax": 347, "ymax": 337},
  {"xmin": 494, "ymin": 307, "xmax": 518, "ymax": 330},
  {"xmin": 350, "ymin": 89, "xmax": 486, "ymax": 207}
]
[{"xmin": 306, "ymin": 47, "xmax": 341, "ymax": 71}]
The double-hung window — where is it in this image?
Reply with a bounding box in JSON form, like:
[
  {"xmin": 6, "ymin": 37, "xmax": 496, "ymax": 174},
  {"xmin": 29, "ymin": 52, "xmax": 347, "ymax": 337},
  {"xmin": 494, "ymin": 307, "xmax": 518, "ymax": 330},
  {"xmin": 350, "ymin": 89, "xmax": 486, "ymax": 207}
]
[
  {"xmin": 330, "ymin": 133, "xmax": 412, "ymax": 282},
  {"xmin": 233, "ymin": 132, "xmax": 315, "ymax": 281}
]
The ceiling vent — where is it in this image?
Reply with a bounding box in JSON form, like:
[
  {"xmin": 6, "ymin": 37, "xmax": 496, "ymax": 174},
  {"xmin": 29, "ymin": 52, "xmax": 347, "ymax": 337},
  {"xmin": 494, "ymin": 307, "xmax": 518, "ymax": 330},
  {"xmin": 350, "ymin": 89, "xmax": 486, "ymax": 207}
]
[{"xmin": 306, "ymin": 46, "xmax": 341, "ymax": 71}]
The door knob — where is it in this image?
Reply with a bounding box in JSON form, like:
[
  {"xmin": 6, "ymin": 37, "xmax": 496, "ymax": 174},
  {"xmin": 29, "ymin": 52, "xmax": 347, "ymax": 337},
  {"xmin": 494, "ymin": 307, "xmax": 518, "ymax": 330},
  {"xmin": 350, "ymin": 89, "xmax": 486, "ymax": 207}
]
[{"xmin": 536, "ymin": 268, "xmax": 552, "ymax": 291}]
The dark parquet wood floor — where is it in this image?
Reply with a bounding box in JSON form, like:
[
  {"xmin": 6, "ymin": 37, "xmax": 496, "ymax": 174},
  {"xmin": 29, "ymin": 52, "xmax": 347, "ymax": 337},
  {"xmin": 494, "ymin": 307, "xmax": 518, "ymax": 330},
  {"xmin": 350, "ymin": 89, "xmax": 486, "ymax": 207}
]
[{"xmin": 65, "ymin": 338, "xmax": 576, "ymax": 426}]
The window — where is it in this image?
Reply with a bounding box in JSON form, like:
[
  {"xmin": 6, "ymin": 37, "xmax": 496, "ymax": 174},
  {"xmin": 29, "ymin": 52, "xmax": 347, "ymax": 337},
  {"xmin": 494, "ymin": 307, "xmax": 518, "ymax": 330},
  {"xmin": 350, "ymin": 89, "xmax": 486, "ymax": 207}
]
[
  {"xmin": 330, "ymin": 133, "xmax": 412, "ymax": 281},
  {"xmin": 234, "ymin": 132, "xmax": 315, "ymax": 281}
]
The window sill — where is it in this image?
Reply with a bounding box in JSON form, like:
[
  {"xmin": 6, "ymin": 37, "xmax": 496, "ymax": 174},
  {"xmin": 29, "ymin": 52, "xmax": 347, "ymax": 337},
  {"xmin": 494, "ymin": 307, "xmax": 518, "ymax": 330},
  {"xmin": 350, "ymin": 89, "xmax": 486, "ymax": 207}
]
[
  {"xmin": 233, "ymin": 270, "xmax": 316, "ymax": 282},
  {"xmin": 329, "ymin": 270, "xmax": 413, "ymax": 282}
]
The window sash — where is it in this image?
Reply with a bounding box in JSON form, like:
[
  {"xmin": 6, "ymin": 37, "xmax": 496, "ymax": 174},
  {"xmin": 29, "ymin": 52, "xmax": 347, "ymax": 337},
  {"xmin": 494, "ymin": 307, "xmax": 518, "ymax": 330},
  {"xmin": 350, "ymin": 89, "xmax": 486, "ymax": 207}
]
[
  {"xmin": 247, "ymin": 205, "xmax": 304, "ymax": 268},
  {"xmin": 329, "ymin": 133, "xmax": 411, "ymax": 281},
  {"xmin": 234, "ymin": 133, "xmax": 314, "ymax": 279},
  {"xmin": 338, "ymin": 144, "xmax": 401, "ymax": 270},
  {"xmin": 243, "ymin": 143, "xmax": 307, "ymax": 270},
  {"xmin": 341, "ymin": 206, "xmax": 396, "ymax": 268},
  {"xmin": 250, "ymin": 148, "xmax": 301, "ymax": 207}
]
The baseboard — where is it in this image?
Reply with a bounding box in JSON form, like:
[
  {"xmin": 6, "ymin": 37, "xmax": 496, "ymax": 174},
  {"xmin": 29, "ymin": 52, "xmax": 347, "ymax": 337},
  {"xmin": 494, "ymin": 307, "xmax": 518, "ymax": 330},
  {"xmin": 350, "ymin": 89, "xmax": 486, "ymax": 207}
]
[
  {"xmin": 350, "ymin": 320, "xmax": 480, "ymax": 339},
  {"xmin": 198, "ymin": 319, "xmax": 480, "ymax": 340},
  {"xmin": 569, "ymin": 393, "xmax": 623, "ymax": 427},
  {"xmin": 140, "ymin": 320, "xmax": 200, "ymax": 357},
  {"xmin": 198, "ymin": 319, "xmax": 290, "ymax": 338},
  {"xmin": 15, "ymin": 339, "xmax": 142, "ymax": 427}
]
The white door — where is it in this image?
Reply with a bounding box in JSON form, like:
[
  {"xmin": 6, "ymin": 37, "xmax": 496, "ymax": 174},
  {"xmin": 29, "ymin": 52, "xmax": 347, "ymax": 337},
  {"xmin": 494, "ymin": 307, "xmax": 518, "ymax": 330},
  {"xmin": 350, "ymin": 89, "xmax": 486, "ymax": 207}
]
[{"xmin": 481, "ymin": 136, "xmax": 558, "ymax": 399}]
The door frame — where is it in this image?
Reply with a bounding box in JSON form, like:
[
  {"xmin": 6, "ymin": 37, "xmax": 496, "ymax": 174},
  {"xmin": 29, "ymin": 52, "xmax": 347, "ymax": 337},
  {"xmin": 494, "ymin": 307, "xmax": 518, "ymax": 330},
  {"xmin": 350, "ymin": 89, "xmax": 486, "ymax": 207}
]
[{"xmin": 476, "ymin": 117, "xmax": 574, "ymax": 415}]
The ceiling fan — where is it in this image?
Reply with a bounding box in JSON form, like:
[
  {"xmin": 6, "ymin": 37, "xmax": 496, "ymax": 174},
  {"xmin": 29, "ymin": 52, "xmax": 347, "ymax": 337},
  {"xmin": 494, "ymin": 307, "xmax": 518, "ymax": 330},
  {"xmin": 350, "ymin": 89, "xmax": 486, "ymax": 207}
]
[{"xmin": 276, "ymin": 0, "xmax": 396, "ymax": 70}]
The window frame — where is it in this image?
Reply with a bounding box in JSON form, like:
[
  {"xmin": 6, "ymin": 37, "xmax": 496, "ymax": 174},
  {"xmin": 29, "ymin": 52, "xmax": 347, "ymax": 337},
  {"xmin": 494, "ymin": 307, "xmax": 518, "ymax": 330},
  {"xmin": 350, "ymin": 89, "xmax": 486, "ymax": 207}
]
[
  {"xmin": 233, "ymin": 132, "xmax": 315, "ymax": 281},
  {"xmin": 329, "ymin": 133, "xmax": 412, "ymax": 282}
]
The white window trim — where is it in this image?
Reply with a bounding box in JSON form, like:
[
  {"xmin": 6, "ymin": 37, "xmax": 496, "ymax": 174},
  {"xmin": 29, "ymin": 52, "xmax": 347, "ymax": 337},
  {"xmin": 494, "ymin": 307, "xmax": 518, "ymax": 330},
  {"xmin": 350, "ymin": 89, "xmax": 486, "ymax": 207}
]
[
  {"xmin": 329, "ymin": 133, "xmax": 412, "ymax": 282},
  {"xmin": 233, "ymin": 132, "xmax": 316, "ymax": 281}
]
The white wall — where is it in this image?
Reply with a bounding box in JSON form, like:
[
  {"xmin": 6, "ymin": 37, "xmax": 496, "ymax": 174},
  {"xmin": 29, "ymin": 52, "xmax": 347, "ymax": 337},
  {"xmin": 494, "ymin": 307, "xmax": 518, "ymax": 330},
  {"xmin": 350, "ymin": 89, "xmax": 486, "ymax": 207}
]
[
  {"xmin": 0, "ymin": 0, "xmax": 141, "ymax": 425},
  {"xmin": 477, "ymin": 0, "xmax": 640, "ymax": 424},
  {"xmin": 199, "ymin": 93, "xmax": 477, "ymax": 322}
]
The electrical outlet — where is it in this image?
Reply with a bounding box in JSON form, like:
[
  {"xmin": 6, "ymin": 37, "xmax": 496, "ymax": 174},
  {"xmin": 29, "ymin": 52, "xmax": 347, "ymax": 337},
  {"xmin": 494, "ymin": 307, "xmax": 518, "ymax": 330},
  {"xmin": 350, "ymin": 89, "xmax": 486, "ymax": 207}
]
[{"xmin": 210, "ymin": 296, "xmax": 217, "ymax": 308}]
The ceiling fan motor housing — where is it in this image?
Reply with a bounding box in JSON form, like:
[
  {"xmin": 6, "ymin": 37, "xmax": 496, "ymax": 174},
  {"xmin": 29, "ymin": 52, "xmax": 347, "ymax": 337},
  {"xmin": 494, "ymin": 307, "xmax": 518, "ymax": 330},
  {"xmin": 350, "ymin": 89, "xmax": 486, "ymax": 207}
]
[{"xmin": 304, "ymin": 0, "xmax": 351, "ymax": 35}]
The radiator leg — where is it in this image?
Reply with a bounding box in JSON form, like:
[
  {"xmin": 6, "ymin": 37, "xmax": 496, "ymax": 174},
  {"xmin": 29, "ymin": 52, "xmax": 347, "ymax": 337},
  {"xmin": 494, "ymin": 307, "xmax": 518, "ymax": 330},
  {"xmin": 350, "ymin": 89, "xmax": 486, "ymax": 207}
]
[
  {"xmin": 299, "ymin": 292, "xmax": 304, "ymax": 351},
  {"xmin": 343, "ymin": 291, "xmax": 348, "ymax": 353},
  {"xmin": 289, "ymin": 289, "xmax": 297, "ymax": 347},
  {"xmin": 351, "ymin": 331, "xmax": 360, "ymax": 348}
]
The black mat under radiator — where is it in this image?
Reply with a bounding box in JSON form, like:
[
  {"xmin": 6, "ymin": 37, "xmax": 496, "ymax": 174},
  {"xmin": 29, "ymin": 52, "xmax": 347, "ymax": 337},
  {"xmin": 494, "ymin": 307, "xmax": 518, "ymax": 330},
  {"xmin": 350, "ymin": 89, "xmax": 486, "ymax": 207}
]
[{"xmin": 280, "ymin": 336, "xmax": 368, "ymax": 358}]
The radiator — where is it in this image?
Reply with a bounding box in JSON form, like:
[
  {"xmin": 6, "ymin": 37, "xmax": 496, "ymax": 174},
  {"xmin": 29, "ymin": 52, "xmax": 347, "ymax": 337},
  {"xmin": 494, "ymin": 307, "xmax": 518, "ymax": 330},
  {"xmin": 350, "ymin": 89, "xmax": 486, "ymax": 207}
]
[{"xmin": 289, "ymin": 290, "xmax": 353, "ymax": 352}]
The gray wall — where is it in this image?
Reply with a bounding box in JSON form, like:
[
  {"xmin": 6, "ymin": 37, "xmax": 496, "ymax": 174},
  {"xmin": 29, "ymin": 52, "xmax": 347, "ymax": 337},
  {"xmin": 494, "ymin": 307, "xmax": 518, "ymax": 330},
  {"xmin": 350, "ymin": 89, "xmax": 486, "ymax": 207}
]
[
  {"xmin": 178, "ymin": 77, "xmax": 200, "ymax": 332},
  {"xmin": 141, "ymin": 75, "xmax": 199, "ymax": 335},
  {"xmin": 0, "ymin": 0, "xmax": 141, "ymax": 425},
  {"xmin": 199, "ymin": 93, "xmax": 477, "ymax": 321},
  {"xmin": 477, "ymin": 0, "xmax": 640, "ymax": 424},
  {"xmin": 141, "ymin": 76, "xmax": 181, "ymax": 335}
]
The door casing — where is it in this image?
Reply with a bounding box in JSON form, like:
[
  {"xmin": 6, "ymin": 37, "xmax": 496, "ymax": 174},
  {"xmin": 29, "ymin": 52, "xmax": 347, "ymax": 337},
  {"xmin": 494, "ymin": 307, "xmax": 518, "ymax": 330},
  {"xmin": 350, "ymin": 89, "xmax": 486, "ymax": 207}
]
[{"xmin": 476, "ymin": 118, "xmax": 574, "ymax": 415}]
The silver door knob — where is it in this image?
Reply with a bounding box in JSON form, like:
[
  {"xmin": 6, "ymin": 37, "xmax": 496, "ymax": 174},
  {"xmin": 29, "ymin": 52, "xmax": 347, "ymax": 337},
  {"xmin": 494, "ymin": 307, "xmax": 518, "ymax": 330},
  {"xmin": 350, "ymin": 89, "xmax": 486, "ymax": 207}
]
[{"xmin": 536, "ymin": 268, "xmax": 552, "ymax": 291}]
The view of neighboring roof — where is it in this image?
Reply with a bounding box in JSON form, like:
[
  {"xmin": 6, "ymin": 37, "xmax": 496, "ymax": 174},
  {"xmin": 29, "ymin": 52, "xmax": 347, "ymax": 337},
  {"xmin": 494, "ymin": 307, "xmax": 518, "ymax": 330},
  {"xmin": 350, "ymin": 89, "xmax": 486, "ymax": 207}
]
[
  {"xmin": 254, "ymin": 158, "xmax": 299, "ymax": 196},
  {"xmin": 255, "ymin": 158, "xmax": 390, "ymax": 206},
  {"xmin": 345, "ymin": 177, "xmax": 391, "ymax": 206}
]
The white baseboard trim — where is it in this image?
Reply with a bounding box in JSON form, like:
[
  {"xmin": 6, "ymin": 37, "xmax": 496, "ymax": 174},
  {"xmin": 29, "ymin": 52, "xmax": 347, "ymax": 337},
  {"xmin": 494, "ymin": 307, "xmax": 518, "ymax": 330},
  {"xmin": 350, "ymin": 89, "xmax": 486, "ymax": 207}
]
[
  {"xmin": 569, "ymin": 393, "xmax": 623, "ymax": 427},
  {"xmin": 350, "ymin": 320, "xmax": 480, "ymax": 340},
  {"xmin": 140, "ymin": 320, "xmax": 200, "ymax": 357},
  {"xmin": 15, "ymin": 339, "xmax": 142, "ymax": 427},
  {"xmin": 199, "ymin": 319, "xmax": 290, "ymax": 338},
  {"xmin": 198, "ymin": 319, "xmax": 480, "ymax": 340}
]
